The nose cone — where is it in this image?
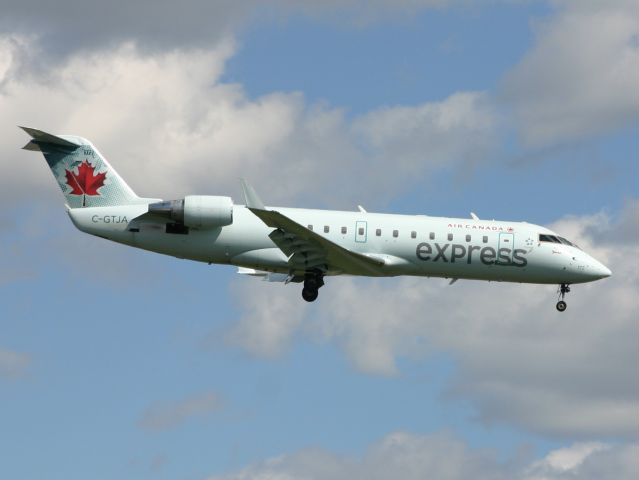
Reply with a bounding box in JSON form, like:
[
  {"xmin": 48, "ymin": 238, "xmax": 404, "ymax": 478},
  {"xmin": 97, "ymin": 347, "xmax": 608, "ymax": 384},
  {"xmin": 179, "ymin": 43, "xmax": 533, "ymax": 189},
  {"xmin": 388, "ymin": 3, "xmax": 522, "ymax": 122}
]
[
  {"xmin": 587, "ymin": 257, "xmax": 612, "ymax": 280},
  {"xmin": 593, "ymin": 261, "xmax": 612, "ymax": 279}
]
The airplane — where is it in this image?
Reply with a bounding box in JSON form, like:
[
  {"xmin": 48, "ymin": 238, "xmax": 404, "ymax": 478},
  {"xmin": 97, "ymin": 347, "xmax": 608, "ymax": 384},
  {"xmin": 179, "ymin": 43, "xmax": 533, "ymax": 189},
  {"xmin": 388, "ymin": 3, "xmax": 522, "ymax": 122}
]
[{"xmin": 20, "ymin": 127, "xmax": 611, "ymax": 311}]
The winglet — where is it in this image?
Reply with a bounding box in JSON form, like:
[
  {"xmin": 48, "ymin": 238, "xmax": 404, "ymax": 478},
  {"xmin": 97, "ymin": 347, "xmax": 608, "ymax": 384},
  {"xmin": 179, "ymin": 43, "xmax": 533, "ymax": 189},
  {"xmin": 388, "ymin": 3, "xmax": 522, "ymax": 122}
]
[
  {"xmin": 470, "ymin": 212, "xmax": 480, "ymax": 221},
  {"xmin": 240, "ymin": 179, "xmax": 266, "ymax": 210}
]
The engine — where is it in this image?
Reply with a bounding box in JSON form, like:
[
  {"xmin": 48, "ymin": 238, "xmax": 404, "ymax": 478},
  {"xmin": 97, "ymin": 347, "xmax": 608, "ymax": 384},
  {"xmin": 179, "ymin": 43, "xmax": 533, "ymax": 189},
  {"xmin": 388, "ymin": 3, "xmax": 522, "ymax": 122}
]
[{"xmin": 148, "ymin": 195, "xmax": 233, "ymax": 229}]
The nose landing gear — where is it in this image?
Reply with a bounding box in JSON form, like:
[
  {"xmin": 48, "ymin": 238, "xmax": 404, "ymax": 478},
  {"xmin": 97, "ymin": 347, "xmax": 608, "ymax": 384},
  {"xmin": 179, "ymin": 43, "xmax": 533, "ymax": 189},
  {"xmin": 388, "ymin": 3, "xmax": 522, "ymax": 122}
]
[
  {"xmin": 556, "ymin": 283, "xmax": 570, "ymax": 312},
  {"xmin": 302, "ymin": 271, "xmax": 324, "ymax": 302}
]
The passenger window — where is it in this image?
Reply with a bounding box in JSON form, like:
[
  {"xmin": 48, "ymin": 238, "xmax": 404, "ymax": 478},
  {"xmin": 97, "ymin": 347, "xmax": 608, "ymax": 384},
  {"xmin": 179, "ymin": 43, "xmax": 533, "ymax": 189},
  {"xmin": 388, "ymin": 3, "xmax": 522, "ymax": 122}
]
[
  {"xmin": 393, "ymin": 230, "xmax": 399, "ymax": 238},
  {"xmin": 430, "ymin": 232, "xmax": 435, "ymax": 240},
  {"xmin": 341, "ymin": 226, "xmax": 347, "ymax": 234},
  {"xmin": 448, "ymin": 233, "xmax": 453, "ymax": 241},
  {"xmin": 324, "ymin": 225, "xmax": 329, "ymax": 233},
  {"xmin": 358, "ymin": 227, "xmax": 364, "ymax": 236},
  {"xmin": 482, "ymin": 235, "xmax": 488, "ymax": 243},
  {"xmin": 465, "ymin": 234, "xmax": 471, "ymax": 242},
  {"xmin": 308, "ymin": 225, "xmax": 313, "ymax": 231},
  {"xmin": 376, "ymin": 229, "xmax": 382, "ymax": 236},
  {"xmin": 411, "ymin": 231, "xmax": 417, "ymax": 239}
]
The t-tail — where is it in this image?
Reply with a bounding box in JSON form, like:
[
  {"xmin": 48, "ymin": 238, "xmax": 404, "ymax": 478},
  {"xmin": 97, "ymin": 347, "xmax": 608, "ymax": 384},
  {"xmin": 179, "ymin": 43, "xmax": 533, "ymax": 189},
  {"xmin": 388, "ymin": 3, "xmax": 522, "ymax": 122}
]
[{"xmin": 21, "ymin": 126, "xmax": 143, "ymax": 208}]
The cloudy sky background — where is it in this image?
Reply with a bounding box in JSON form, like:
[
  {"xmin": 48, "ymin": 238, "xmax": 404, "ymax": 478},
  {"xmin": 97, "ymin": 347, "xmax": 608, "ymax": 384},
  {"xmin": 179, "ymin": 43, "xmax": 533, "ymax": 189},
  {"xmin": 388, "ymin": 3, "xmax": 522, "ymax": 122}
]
[{"xmin": 2, "ymin": 0, "xmax": 639, "ymax": 478}]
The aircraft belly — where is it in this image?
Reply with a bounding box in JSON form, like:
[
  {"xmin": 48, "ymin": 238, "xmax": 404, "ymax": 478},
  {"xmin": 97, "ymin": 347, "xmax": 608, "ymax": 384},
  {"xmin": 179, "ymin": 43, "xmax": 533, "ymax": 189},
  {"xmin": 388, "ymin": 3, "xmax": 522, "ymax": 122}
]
[{"xmin": 229, "ymin": 248, "xmax": 290, "ymax": 272}]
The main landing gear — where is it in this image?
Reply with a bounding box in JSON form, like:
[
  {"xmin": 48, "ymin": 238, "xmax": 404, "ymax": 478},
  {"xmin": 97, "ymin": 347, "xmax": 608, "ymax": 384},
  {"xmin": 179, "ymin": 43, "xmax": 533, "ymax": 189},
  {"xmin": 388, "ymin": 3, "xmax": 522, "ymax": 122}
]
[
  {"xmin": 556, "ymin": 283, "xmax": 570, "ymax": 312},
  {"xmin": 302, "ymin": 271, "xmax": 324, "ymax": 302}
]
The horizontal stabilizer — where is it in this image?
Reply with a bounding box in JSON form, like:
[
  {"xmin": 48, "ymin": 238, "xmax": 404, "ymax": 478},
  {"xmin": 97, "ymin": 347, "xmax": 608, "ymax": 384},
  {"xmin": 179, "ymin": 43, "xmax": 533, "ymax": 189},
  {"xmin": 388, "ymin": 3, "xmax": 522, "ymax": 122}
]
[{"xmin": 19, "ymin": 126, "xmax": 80, "ymax": 151}]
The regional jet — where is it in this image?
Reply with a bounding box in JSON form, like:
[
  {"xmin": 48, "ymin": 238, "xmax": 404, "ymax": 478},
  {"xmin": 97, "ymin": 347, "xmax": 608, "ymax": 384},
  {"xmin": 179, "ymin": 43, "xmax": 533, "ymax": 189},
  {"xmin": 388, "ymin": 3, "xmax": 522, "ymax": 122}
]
[{"xmin": 21, "ymin": 127, "xmax": 611, "ymax": 311}]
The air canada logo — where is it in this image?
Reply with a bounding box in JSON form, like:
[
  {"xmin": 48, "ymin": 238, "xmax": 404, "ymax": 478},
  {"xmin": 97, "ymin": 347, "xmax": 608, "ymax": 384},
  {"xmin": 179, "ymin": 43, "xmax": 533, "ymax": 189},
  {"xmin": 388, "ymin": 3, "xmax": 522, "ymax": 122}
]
[{"xmin": 65, "ymin": 160, "xmax": 106, "ymax": 206}]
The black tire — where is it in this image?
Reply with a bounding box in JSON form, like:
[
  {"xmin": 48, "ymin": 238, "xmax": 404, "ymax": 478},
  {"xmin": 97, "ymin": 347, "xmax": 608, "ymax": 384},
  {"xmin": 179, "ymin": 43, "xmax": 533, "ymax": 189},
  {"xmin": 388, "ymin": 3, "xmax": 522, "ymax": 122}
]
[
  {"xmin": 305, "ymin": 278, "xmax": 319, "ymax": 290},
  {"xmin": 302, "ymin": 287, "xmax": 319, "ymax": 302},
  {"xmin": 556, "ymin": 300, "xmax": 567, "ymax": 312}
]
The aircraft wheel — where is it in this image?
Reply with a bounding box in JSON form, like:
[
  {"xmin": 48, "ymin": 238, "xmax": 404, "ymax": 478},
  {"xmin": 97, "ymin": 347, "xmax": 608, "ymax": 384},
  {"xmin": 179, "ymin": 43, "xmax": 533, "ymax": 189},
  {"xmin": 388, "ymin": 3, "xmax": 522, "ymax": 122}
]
[
  {"xmin": 556, "ymin": 300, "xmax": 567, "ymax": 312},
  {"xmin": 302, "ymin": 287, "xmax": 319, "ymax": 302}
]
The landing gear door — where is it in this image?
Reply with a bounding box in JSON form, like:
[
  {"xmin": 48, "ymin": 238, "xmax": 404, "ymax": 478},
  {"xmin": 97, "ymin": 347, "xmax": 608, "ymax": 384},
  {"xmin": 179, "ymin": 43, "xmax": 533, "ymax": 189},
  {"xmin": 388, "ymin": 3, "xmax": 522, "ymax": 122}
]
[
  {"xmin": 498, "ymin": 232, "xmax": 514, "ymax": 264},
  {"xmin": 355, "ymin": 221, "xmax": 367, "ymax": 243}
]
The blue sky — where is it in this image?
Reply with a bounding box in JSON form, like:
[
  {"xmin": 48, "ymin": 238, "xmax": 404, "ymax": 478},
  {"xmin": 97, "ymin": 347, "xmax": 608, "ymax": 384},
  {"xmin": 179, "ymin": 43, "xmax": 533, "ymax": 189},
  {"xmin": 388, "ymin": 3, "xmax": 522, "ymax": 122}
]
[
  {"xmin": 225, "ymin": 4, "xmax": 550, "ymax": 110},
  {"xmin": 2, "ymin": 1, "xmax": 639, "ymax": 479}
]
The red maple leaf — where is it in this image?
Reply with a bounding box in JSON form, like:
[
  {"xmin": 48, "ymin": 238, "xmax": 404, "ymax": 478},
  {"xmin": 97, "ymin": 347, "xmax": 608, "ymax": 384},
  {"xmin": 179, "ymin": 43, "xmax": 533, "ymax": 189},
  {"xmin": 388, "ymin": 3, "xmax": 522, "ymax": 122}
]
[{"xmin": 65, "ymin": 160, "xmax": 106, "ymax": 196}]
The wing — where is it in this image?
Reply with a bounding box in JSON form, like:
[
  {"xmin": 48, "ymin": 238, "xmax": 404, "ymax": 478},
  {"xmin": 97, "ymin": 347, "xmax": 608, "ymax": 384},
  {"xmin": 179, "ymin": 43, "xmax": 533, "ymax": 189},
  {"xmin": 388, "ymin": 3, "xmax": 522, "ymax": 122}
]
[{"xmin": 240, "ymin": 180, "xmax": 384, "ymax": 276}]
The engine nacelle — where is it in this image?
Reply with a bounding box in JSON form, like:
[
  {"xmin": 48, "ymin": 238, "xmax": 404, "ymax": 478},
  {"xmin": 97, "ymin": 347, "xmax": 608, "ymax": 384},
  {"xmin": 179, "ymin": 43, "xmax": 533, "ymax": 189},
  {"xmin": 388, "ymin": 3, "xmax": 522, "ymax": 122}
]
[{"xmin": 149, "ymin": 195, "xmax": 233, "ymax": 229}]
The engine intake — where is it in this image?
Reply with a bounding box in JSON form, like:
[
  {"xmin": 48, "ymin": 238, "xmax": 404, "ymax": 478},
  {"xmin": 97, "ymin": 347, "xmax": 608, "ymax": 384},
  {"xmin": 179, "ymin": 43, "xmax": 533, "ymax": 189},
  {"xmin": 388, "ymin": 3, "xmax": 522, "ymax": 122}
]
[{"xmin": 149, "ymin": 195, "xmax": 233, "ymax": 229}]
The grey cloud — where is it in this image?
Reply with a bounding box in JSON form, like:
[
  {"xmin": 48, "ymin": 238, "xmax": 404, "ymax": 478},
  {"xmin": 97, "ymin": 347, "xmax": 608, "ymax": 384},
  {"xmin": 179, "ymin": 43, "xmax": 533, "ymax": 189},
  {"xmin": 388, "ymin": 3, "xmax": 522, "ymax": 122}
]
[
  {"xmin": 502, "ymin": 0, "xmax": 639, "ymax": 147},
  {"xmin": 584, "ymin": 198, "xmax": 639, "ymax": 246},
  {"xmin": 0, "ymin": 348, "xmax": 30, "ymax": 378},
  {"xmin": 0, "ymin": 0, "xmax": 247, "ymax": 57},
  {"xmin": 351, "ymin": 92, "xmax": 498, "ymax": 194},
  {"xmin": 209, "ymin": 432, "xmax": 639, "ymax": 480},
  {"xmin": 0, "ymin": 0, "xmax": 458, "ymax": 60},
  {"xmin": 138, "ymin": 391, "xmax": 222, "ymax": 431}
]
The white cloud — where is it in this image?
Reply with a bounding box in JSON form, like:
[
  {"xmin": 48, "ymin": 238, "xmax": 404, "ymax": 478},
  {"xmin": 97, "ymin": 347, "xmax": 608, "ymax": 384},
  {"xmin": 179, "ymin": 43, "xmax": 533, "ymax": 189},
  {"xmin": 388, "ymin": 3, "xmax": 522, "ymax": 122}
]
[
  {"xmin": 225, "ymin": 280, "xmax": 307, "ymax": 358},
  {"xmin": 0, "ymin": 36, "xmax": 497, "ymax": 209},
  {"xmin": 138, "ymin": 391, "xmax": 222, "ymax": 431},
  {"xmin": 502, "ymin": 0, "xmax": 639, "ymax": 146},
  {"xmin": 209, "ymin": 432, "xmax": 639, "ymax": 480},
  {"xmin": 0, "ymin": 348, "xmax": 30, "ymax": 378},
  {"xmin": 209, "ymin": 431, "xmax": 509, "ymax": 480},
  {"xmin": 523, "ymin": 442, "xmax": 609, "ymax": 478},
  {"xmin": 0, "ymin": 35, "xmax": 31, "ymax": 87},
  {"xmin": 228, "ymin": 203, "xmax": 639, "ymax": 437}
]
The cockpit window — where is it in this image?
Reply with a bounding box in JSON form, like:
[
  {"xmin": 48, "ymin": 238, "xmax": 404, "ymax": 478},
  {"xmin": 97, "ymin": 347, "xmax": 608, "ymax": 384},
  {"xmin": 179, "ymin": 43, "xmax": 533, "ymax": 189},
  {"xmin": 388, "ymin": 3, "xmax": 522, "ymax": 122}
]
[
  {"xmin": 559, "ymin": 237, "xmax": 580, "ymax": 249},
  {"xmin": 539, "ymin": 234, "xmax": 580, "ymax": 249},
  {"xmin": 539, "ymin": 234, "xmax": 560, "ymax": 243}
]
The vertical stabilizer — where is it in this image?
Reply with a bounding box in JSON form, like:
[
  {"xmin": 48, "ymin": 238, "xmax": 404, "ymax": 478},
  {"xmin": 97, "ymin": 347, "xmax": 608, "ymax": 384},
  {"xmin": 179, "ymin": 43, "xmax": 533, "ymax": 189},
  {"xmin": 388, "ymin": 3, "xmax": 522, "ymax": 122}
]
[{"xmin": 20, "ymin": 127, "xmax": 140, "ymax": 208}]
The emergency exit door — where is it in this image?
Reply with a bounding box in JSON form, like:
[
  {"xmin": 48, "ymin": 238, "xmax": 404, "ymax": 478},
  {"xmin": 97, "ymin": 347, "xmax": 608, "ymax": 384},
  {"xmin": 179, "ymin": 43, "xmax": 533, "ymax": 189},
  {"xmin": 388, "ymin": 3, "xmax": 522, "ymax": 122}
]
[
  {"xmin": 355, "ymin": 221, "xmax": 367, "ymax": 243},
  {"xmin": 498, "ymin": 232, "xmax": 514, "ymax": 264}
]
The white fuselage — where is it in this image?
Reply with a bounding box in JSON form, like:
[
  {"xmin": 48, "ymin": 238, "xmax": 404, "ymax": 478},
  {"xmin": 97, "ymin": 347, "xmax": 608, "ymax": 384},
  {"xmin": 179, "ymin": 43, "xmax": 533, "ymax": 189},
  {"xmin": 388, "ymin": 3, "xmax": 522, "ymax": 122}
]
[{"xmin": 68, "ymin": 203, "xmax": 611, "ymax": 285}]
